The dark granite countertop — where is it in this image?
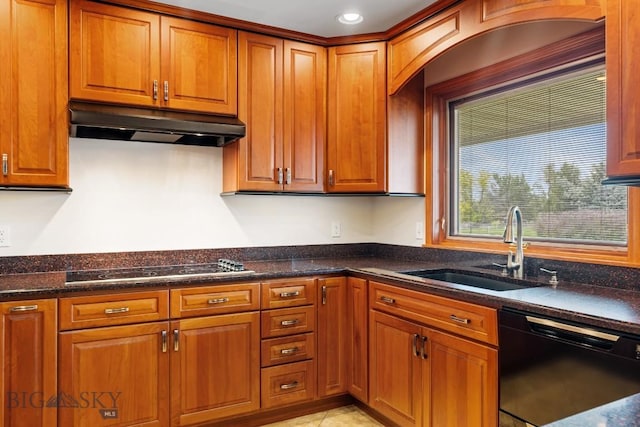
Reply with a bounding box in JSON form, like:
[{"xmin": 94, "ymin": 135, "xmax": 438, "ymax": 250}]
[{"xmin": 2, "ymin": 248, "xmax": 640, "ymax": 426}]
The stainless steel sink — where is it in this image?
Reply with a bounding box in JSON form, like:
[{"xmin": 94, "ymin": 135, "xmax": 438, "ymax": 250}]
[{"xmin": 401, "ymin": 269, "xmax": 540, "ymax": 292}]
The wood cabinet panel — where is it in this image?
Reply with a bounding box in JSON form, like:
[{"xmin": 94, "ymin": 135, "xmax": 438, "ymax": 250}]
[
  {"xmin": 606, "ymin": 0, "xmax": 640, "ymax": 177},
  {"xmin": 261, "ymin": 306, "xmax": 315, "ymax": 338},
  {"xmin": 346, "ymin": 277, "xmax": 369, "ymax": 403},
  {"xmin": 170, "ymin": 312, "xmax": 260, "ymax": 426},
  {"xmin": 327, "ymin": 42, "xmax": 386, "ymax": 193},
  {"xmin": 261, "ymin": 278, "xmax": 317, "ymax": 309},
  {"xmin": 59, "ymin": 290, "xmax": 169, "ymax": 330},
  {"xmin": 261, "ymin": 360, "xmax": 316, "ymax": 408},
  {"xmin": 170, "ymin": 283, "xmax": 260, "ymax": 318},
  {"xmin": 261, "ymin": 332, "xmax": 315, "ymax": 367},
  {"xmin": 69, "ymin": 0, "xmax": 160, "ymax": 106},
  {"xmin": 161, "ymin": 17, "xmax": 237, "ymax": 114},
  {"xmin": 0, "ymin": 0, "xmax": 68, "ymax": 187},
  {"xmin": 317, "ymin": 277, "xmax": 348, "ymax": 397},
  {"xmin": 0, "ymin": 299, "xmax": 57, "ymax": 427},
  {"xmin": 58, "ymin": 322, "xmax": 170, "ymax": 427}
]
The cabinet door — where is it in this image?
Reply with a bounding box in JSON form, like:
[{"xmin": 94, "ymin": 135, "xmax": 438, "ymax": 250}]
[
  {"xmin": 283, "ymin": 41, "xmax": 326, "ymax": 192},
  {"xmin": 347, "ymin": 277, "xmax": 368, "ymax": 402},
  {"xmin": 606, "ymin": 0, "xmax": 640, "ymax": 177},
  {"xmin": 317, "ymin": 277, "xmax": 347, "ymax": 397},
  {"xmin": 161, "ymin": 17, "xmax": 237, "ymax": 115},
  {"xmin": 58, "ymin": 322, "xmax": 170, "ymax": 427},
  {"xmin": 0, "ymin": 300, "xmax": 57, "ymax": 427},
  {"xmin": 236, "ymin": 32, "xmax": 284, "ymax": 191},
  {"xmin": 369, "ymin": 310, "xmax": 422, "ymax": 427},
  {"xmin": 427, "ymin": 329, "xmax": 498, "ymax": 427},
  {"xmin": 0, "ymin": 0, "xmax": 68, "ymax": 187},
  {"xmin": 170, "ymin": 312, "xmax": 260, "ymax": 426},
  {"xmin": 69, "ymin": 0, "xmax": 160, "ymax": 106},
  {"xmin": 327, "ymin": 42, "xmax": 386, "ymax": 193}
]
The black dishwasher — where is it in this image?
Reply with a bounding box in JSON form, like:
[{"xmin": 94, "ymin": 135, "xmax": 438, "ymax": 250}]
[{"xmin": 499, "ymin": 308, "xmax": 640, "ymax": 426}]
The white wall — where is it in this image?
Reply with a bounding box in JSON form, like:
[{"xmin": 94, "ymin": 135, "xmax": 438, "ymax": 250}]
[{"xmin": 0, "ymin": 138, "xmax": 425, "ymax": 256}]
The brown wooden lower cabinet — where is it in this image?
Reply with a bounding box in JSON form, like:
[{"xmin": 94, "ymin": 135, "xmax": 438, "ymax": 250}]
[
  {"xmin": 317, "ymin": 276, "xmax": 348, "ymax": 397},
  {"xmin": 0, "ymin": 299, "xmax": 57, "ymax": 427},
  {"xmin": 346, "ymin": 277, "xmax": 368, "ymax": 403}
]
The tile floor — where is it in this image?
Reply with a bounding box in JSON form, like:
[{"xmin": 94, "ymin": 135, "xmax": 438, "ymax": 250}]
[{"xmin": 261, "ymin": 405, "xmax": 384, "ymax": 427}]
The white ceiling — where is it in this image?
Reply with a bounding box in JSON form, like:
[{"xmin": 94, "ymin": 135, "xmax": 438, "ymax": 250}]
[{"xmin": 154, "ymin": 0, "xmax": 438, "ymax": 37}]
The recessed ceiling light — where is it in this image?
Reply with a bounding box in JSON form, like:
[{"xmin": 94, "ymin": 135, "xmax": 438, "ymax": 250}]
[{"xmin": 337, "ymin": 12, "xmax": 363, "ymax": 25}]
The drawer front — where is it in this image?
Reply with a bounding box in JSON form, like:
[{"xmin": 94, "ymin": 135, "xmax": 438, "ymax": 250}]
[
  {"xmin": 170, "ymin": 283, "xmax": 260, "ymax": 317},
  {"xmin": 261, "ymin": 360, "xmax": 316, "ymax": 408},
  {"xmin": 370, "ymin": 281, "xmax": 497, "ymax": 345},
  {"xmin": 261, "ymin": 278, "xmax": 317, "ymax": 309},
  {"xmin": 261, "ymin": 306, "xmax": 315, "ymax": 338},
  {"xmin": 261, "ymin": 333, "xmax": 315, "ymax": 367},
  {"xmin": 59, "ymin": 290, "xmax": 169, "ymax": 330}
]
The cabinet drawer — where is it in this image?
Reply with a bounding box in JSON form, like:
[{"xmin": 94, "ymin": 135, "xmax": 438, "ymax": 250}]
[
  {"xmin": 261, "ymin": 360, "xmax": 316, "ymax": 408},
  {"xmin": 261, "ymin": 306, "xmax": 315, "ymax": 338},
  {"xmin": 370, "ymin": 281, "xmax": 497, "ymax": 345},
  {"xmin": 170, "ymin": 283, "xmax": 260, "ymax": 317},
  {"xmin": 261, "ymin": 333, "xmax": 315, "ymax": 367},
  {"xmin": 261, "ymin": 278, "xmax": 316, "ymax": 309},
  {"xmin": 59, "ymin": 290, "xmax": 169, "ymax": 330}
]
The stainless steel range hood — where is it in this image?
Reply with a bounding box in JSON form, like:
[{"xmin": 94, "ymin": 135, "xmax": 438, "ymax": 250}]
[{"xmin": 69, "ymin": 101, "xmax": 245, "ymax": 146}]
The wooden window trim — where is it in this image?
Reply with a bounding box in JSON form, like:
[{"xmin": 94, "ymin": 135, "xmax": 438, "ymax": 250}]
[{"xmin": 425, "ymin": 25, "xmax": 640, "ymax": 267}]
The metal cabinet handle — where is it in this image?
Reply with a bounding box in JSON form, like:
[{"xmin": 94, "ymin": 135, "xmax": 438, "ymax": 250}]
[
  {"xmin": 208, "ymin": 297, "xmax": 229, "ymax": 305},
  {"xmin": 285, "ymin": 167, "xmax": 291, "ymax": 185},
  {"xmin": 450, "ymin": 314, "xmax": 470, "ymax": 324},
  {"xmin": 380, "ymin": 296, "xmax": 396, "ymax": 305},
  {"xmin": 104, "ymin": 307, "xmax": 130, "ymax": 315},
  {"xmin": 163, "ymin": 81, "xmax": 169, "ymax": 101},
  {"xmin": 412, "ymin": 334, "xmax": 419, "ymax": 357},
  {"xmin": 280, "ymin": 319, "xmax": 300, "ymax": 327},
  {"xmin": 2, "ymin": 154, "xmax": 7, "ymax": 176},
  {"xmin": 328, "ymin": 169, "xmax": 335, "ymax": 186},
  {"xmin": 279, "ymin": 381, "xmax": 299, "ymax": 390},
  {"xmin": 280, "ymin": 291, "xmax": 300, "ymax": 298},
  {"xmin": 321, "ymin": 286, "xmax": 327, "ymax": 305},
  {"xmin": 420, "ymin": 336, "xmax": 428, "ymax": 359},
  {"xmin": 153, "ymin": 80, "xmax": 158, "ymax": 100},
  {"xmin": 161, "ymin": 330, "xmax": 167, "ymax": 353},
  {"xmin": 280, "ymin": 347, "xmax": 299, "ymax": 355},
  {"xmin": 173, "ymin": 329, "xmax": 179, "ymax": 352},
  {"xmin": 9, "ymin": 304, "xmax": 38, "ymax": 312},
  {"xmin": 276, "ymin": 167, "xmax": 283, "ymax": 184}
]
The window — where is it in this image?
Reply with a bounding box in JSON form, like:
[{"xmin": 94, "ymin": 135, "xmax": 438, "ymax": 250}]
[
  {"xmin": 450, "ymin": 63, "xmax": 628, "ymax": 246},
  {"xmin": 426, "ymin": 26, "xmax": 639, "ymax": 265}
]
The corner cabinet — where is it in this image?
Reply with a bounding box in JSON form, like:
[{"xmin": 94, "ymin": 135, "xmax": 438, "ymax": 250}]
[
  {"xmin": 327, "ymin": 43, "xmax": 387, "ymax": 193},
  {"xmin": 223, "ymin": 33, "xmax": 325, "ymax": 193},
  {"xmin": 0, "ymin": 0, "xmax": 68, "ymax": 188},
  {"xmin": 605, "ymin": 0, "xmax": 640, "ymax": 178},
  {"xmin": 69, "ymin": 0, "xmax": 237, "ymax": 115},
  {"xmin": 0, "ymin": 299, "xmax": 57, "ymax": 427},
  {"xmin": 369, "ymin": 281, "xmax": 498, "ymax": 427}
]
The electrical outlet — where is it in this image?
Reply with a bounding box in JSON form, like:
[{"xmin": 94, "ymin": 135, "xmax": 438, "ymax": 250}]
[
  {"xmin": 0, "ymin": 225, "xmax": 11, "ymax": 247},
  {"xmin": 415, "ymin": 221, "xmax": 424, "ymax": 240},
  {"xmin": 331, "ymin": 221, "xmax": 342, "ymax": 238}
]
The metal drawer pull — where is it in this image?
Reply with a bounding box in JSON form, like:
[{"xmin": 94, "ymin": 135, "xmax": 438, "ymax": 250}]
[
  {"xmin": 421, "ymin": 336, "xmax": 428, "ymax": 359},
  {"xmin": 280, "ymin": 291, "xmax": 300, "ymax": 298},
  {"xmin": 380, "ymin": 296, "xmax": 396, "ymax": 305},
  {"xmin": 280, "ymin": 347, "xmax": 299, "ymax": 355},
  {"xmin": 173, "ymin": 329, "xmax": 179, "ymax": 352},
  {"xmin": 279, "ymin": 381, "xmax": 299, "ymax": 390},
  {"xmin": 277, "ymin": 167, "xmax": 283, "ymax": 184},
  {"xmin": 450, "ymin": 314, "xmax": 470, "ymax": 324},
  {"xmin": 412, "ymin": 334, "xmax": 419, "ymax": 357},
  {"xmin": 321, "ymin": 286, "xmax": 327, "ymax": 305},
  {"xmin": 153, "ymin": 80, "xmax": 158, "ymax": 100},
  {"xmin": 285, "ymin": 167, "xmax": 291, "ymax": 185},
  {"xmin": 9, "ymin": 305, "xmax": 38, "ymax": 312},
  {"xmin": 161, "ymin": 330, "xmax": 167, "ymax": 353},
  {"xmin": 2, "ymin": 154, "xmax": 7, "ymax": 176},
  {"xmin": 280, "ymin": 319, "xmax": 300, "ymax": 327},
  {"xmin": 208, "ymin": 297, "xmax": 230, "ymax": 305},
  {"xmin": 104, "ymin": 307, "xmax": 130, "ymax": 315},
  {"xmin": 163, "ymin": 81, "xmax": 169, "ymax": 101}
]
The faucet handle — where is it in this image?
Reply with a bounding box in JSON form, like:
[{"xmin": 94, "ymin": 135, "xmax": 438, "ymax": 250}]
[
  {"xmin": 492, "ymin": 262, "xmax": 508, "ymax": 277},
  {"xmin": 540, "ymin": 268, "xmax": 558, "ymax": 285}
]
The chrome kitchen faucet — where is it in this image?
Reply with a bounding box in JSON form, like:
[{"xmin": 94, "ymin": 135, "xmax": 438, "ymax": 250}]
[{"xmin": 503, "ymin": 206, "xmax": 524, "ymax": 279}]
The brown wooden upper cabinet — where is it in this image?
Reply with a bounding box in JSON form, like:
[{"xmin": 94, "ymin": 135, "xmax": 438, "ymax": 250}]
[
  {"xmin": 69, "ymin": 0, "xmax": 237, "ymax": 115},
  {"xmin": 223, "ymin": 32, "xmax": 325, "ymax": 193},
  {"xmin": 0, "ymin": 0, "xmax": 68, "ymax": 188},
  {"xmin": 327, "ymin": 43, "xmax": 387, "ymax": 193},
  {"xmin": 605, "ymin": 0, "xmax": 640, "ymax": 179}
]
